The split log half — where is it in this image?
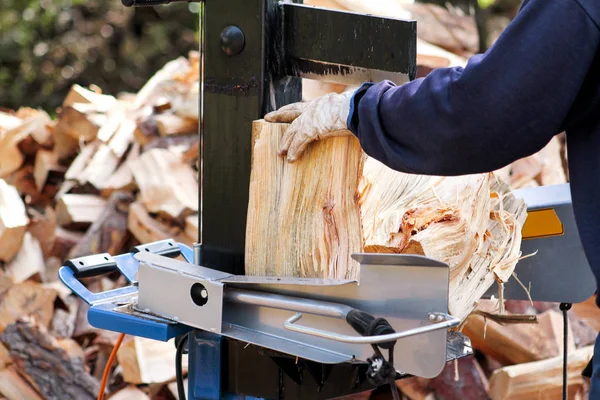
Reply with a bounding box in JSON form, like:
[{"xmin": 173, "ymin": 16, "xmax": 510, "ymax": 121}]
[
  {"xmin": 245, "ymin": 121, "xmax": 527, "ymax": 320},
  {"xmin": 0, "ymin": 180, "xmax": 29, "ymax": 262},
  {"xmin": 488, "ymin": 345, "xmax": 593, "ymax": 400}
]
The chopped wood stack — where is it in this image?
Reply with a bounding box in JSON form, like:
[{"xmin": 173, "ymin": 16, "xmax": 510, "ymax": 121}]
[{"xmin": 0, "ymin": 52, "xmax": 199, "ymax": 399}]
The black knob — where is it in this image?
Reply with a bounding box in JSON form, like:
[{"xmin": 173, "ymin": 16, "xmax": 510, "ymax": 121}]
[{"xmin": 220, "ymin": 26, "xmax": 245, "ymax": 56}]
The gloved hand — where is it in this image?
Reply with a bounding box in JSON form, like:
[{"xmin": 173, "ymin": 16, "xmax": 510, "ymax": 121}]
[{"xmin": 264, "ymin": 91, "xmax": 353, "ymax": 162}]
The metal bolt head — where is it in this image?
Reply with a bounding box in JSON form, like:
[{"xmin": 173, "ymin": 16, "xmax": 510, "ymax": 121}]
[
  {"xmin": 436, "ymin": 315, "xmax": 445, "ymax": 322},
  {"xmin": 428, "ymin": 313, "xmax": 436, "ymax": 322},
  {"xmin": 220, "ymin": 25, "xmax": 245, "ymax": 56}
]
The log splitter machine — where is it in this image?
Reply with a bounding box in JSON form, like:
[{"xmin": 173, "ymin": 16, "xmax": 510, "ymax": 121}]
[{"xmin": 59, "ymin": 0, "xmax": 597, "ymax": 399}]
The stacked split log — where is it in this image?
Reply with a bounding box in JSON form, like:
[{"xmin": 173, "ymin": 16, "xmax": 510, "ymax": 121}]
[{"xmin": 0, "ymin": 52, "xmax": 199, "ymax": 400}]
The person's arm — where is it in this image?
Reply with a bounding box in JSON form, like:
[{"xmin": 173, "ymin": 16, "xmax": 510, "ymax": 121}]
[{"xmin": 348, "ymin": 0, "xmax": 600, "ymax": 176}]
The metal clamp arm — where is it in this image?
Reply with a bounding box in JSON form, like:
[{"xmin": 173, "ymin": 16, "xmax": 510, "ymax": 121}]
[{"xmin": 284, "ymin": 312, "xmax": 460, "ymax": 345}]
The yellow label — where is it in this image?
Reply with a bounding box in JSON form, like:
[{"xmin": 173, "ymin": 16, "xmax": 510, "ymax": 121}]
[{"xmin": 522, "ymin": 208, "xmax": 564, "ymax": 240}]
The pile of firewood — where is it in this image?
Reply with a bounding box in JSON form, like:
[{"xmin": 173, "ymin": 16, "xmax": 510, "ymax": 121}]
[{"xmin": 0, "ymin": 52, "xmax": 200, "ymax": 400}]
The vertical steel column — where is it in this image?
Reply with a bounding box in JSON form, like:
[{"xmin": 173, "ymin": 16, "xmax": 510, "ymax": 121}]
[
  {"xmin": 187, "ymin": 331, "xmax": 223, "ymax": 399},
  {"xmin": 201, "ymin": 0, "xmax": 302, "ymax": 274}
]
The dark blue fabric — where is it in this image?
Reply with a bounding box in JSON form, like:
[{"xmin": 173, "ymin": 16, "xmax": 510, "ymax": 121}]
[{"xmin": 348, "ymin": 0, "xmax": 600, "ymax": 390}]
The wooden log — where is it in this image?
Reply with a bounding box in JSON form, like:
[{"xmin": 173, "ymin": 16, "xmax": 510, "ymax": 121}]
[
  {"xmin": 0, "ymin": 271, "xmax": 13, "ymax": 299},
  {"xmin": 245, "ymin": 121, "xmax": 527, "ymax": 320},
  {"xmin": 5, "ymin": 232, "xmax": 45, "ymax": 283},
  {"xmin": 134, "ymin": 118, "xmax": 159, "ymax": 146},
  {"xmin": 33, "ymin": 150, "xmax": 65, "ymax": 191},
  {"xmin": 117, "ymin": 336, "xmax": 186, "ymax": 385},
  {"xmin": 129, "ymin": 148, "xmax": 198, "ymax": 221},
  {"xmin": 100, "ymin": 143, "xmax": 139, "ymax": 198},
  {"xmin": 109, "ymin": 386, "xmax": 150, "ymax": 400},
  {"xmin": 489, "ymin": 345, "xmax": 593, "ymax": 400},
  {"xmin": 76, "ymin": 144, "xmax": 120, "ymax": 191},
  {"xmin": 27, "ymin": 206, "xmax": 57, "ymax": 259},
  {"xmin": 127, "ymin": 202, "xmax": 193, "ymax": 246},
  {"xmin": 68, "ymin": 191, "xmax": 134, "ymax": 259},
  {"xmin": 0, "ymin": 282, "xmax": 57, "ymax": 332},
  {"xmin": 0, "ymin": 180, "xmax": 29, "ymax": 262},
  {"xmin": 0, "ymin": 367, "xmax": 43, "ymax": 400},
  {"xmin": 430, "ymin": 357, "xmax": 490, "ymax": 400},
  {"xmin": 537, "ymin": 310, "xmax": 576, "ymax": 355},
  {"xmin": 51, "ymin": 227, "xmax": 84, "ymax": 261},
  {"xmin": 572, "ymin": 296, "xmax": 600, "ymax": 332},
  {"xmin": 154, "ymin": 114, "xmax": 197, "ymax": 136},
  {"xmin": 185, "ymin": 214, "xmax": 199, "ymax": 242},
  {"xmin": 0, "ymin": 342, "xmax": 11, "ymax": 370},
  {"xmin": 50, "ymin": 295, "xmax": 78, "ymax": 339},
  {"xmin": 55, "ymin": 106, "xmax": 100, "ymax": 142},
  {"xmin": 0, "ymin": 112, "xmax": 51, "ymax": 177},
  {"xmin": 62, "ymin": 84, "xmax": 116, "ymax": 110},
  {"xmin": 64, "ymin": 141, "xmax": 101, "ymax": 181},
  {"xmin": 463, "ymin": 311, "xmax": 562, "ymax": 365},
  {"xmin": 1, "ymin": 320, "xmax": 99, "ymax": 400},
  {"xmin": 396, "ymin": 378, "xmax": 435, "ymax": 400},
  {"xmin": 55, "ymin": 194, "xmax": 107, "ymax": 230},
  {"xmin": 143, "ymin": 134, "xmax": 198, "ymax": 153},
  {"xmin": 168, "ymin": 379, "xmax": 188, "ymax": 400}
]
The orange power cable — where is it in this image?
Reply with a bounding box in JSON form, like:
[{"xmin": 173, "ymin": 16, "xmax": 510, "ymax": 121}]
[{"xmin": 98, "ymin": 333, "xmax": 126, "ymax": 400}]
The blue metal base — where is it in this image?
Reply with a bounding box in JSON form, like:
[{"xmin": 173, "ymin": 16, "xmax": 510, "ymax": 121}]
[{"xmin": 188, "ymin": 331, "xmax": 267, "ymax": 400}]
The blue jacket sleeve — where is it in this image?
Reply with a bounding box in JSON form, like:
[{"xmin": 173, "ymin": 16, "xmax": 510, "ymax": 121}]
[{"xmin": 347, "ymin": 0, "xmax": 600, "ymax": 176}]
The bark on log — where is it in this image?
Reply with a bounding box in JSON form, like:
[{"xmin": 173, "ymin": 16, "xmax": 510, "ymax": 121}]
[
  {"xmin": 0, "ymin": 320, "xmax": 99, "ymax": 400},
  {"xmin": 68, "ymin": 191, "xmax": 134, "ymax": 259},
  {"xmin": 245, "ymin": 121, "xmax": 527, "ymax": 320},
  {"xmin": 488, "ymin": 345, "xmax": 593, "ymax": 400}
]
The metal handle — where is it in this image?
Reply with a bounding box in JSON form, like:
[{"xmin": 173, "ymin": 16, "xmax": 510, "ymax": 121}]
[{"xmin": 284, "ymin": 312, "xmax": 460, "ymax": 345}]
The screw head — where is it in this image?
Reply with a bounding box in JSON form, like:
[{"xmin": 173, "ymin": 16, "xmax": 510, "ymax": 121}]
[
  {"xmin": 220, "ymin": 25, "xmax": 245, "ymax": 56},
  {"xmin": 428, "ymin": 313, "xmax": 437, "ymax": 322}
]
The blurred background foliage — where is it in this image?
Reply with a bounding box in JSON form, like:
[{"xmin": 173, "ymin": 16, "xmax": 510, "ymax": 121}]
[
  {"xmin": 0, "ymin": 0, "xmax": 199, "ymax": 112},
  {"xmin": 0, "ymin": 0, "xmax": 518, "ymax": 113}
]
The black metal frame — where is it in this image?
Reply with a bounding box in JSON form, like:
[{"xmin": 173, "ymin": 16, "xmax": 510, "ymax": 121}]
[{"xmin": 201, "ymin": 0, "xmax": 417, "ymax": 275}]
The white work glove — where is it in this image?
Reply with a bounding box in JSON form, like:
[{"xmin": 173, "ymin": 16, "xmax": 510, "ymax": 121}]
[{"xmin": 264, "ymin": 91, "xmax": 353, "ymax": 162}]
